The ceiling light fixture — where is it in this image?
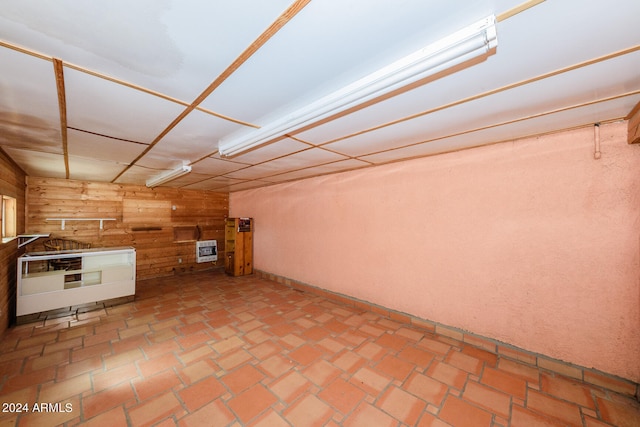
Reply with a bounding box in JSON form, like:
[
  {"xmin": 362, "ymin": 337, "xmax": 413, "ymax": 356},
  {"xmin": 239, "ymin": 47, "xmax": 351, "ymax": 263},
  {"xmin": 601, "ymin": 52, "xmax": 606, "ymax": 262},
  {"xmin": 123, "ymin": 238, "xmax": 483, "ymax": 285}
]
[
  {"xmin": 218, "ymin": 15, "xmax": 498, "ymax": 157},
  {"xmin": 145, "ymin": 164, "xmax": 192, "ymax": 187}
]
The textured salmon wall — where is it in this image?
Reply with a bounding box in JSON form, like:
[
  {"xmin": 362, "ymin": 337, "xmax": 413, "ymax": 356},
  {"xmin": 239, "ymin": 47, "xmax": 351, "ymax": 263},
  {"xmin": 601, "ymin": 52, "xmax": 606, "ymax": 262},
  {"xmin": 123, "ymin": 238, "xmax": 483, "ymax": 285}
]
[{"xmin": 230, "ymin": 122, "xmax": 640, "ymax": 382}]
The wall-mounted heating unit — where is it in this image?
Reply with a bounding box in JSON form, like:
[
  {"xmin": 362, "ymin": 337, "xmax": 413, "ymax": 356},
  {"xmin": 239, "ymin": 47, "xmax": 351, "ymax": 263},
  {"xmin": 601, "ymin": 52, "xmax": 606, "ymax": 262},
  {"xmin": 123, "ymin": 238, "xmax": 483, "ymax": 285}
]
[{"xmin": 196, "ymin": 240, "xmax": 217, "ymax": 263}]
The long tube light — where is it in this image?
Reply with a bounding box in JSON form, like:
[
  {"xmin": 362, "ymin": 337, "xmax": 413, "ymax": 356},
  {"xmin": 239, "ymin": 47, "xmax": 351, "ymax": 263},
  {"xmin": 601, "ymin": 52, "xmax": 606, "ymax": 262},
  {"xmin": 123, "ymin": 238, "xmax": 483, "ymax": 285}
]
[
  {"xmin": 145, "ymin": 164, "xmax": 192, "ymax": 187},
  {"xmin": 218, "ymin": 15, "xmax": 497, "ymax": 157}
]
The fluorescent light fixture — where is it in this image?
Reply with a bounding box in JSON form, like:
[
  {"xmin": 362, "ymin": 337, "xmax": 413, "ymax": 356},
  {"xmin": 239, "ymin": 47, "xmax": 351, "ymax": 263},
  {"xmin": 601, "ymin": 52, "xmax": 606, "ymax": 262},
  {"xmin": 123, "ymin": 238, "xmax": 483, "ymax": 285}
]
[
  {"xmin": 145, "ymin": 164, "xmax": 192, "ymax": 187},
  {"xmin": 219, "ymin": 15, "xmax": 498, "ymax": 157}
]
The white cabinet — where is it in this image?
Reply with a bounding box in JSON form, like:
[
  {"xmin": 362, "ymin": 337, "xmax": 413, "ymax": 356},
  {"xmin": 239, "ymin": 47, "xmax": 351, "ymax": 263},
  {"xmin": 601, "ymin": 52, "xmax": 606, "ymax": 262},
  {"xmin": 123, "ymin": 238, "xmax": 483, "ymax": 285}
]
[{"xmin": 17, "ymin": 247, "xmax": 136, "ymax": 316}]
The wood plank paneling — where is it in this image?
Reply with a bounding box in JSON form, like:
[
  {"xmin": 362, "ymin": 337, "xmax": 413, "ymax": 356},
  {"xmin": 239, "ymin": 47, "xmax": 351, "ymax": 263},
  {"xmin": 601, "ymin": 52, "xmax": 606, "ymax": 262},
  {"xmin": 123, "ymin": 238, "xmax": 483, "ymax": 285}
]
[
  {"xmin": 0, "ymin": 148, "xmax": 26, "ymax": 336},
  {"xmin": 25, "ymin": 177, "xmax": 228, "ymax": 280}
]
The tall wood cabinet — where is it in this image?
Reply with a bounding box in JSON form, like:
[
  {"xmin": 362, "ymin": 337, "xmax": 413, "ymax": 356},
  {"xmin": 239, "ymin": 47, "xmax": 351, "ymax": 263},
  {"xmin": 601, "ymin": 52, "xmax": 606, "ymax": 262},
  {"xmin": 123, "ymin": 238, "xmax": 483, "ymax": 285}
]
[{"xmin": 224, "ymin": 218, "xmax": 253, "ymax": 276}]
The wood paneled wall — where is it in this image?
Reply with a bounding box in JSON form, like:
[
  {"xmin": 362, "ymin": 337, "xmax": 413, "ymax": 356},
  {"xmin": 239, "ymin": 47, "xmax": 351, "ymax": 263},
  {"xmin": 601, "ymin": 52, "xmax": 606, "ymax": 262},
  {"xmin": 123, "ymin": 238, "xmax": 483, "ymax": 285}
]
[
  {"xmin": 0, "ymin": 149, "xmax": 26, "ymax": 335},
  {"xmin": 25, "ymin": 177, "xmax": 228, "ymax": 280}
]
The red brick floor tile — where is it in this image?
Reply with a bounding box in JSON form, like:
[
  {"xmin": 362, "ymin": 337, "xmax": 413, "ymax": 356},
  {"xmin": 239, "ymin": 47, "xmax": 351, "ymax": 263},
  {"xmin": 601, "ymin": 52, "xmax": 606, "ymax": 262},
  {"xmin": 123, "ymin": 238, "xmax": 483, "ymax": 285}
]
[
  {"xmin": 4, "ymin": 271, "xmax": 640, "ymax": 427},
  {"xmin": 511, "ymin": 404, "xmax": 566, "ymax": 427},
  {"xmin": 324, "ymin": 319, "xmax": 350, "ymax": 334},
  {"xmin": 350, "ymin": 367, "xmax": 392, "ymax": 396},
  {"xmin": 496, "ymin": 357, "xmax": 540, "ymax": 383},
  {"xmin": 221, "ymin": 364, "xmax": 265, "ymax": 394},
  {"xmin": 398, "ymin": 345, "xmax": 435, "ymax": 367},
  {"xmin": 480, "ymin": 366, "xmax": 527, "ymax": 399},
  {"xmin": 375, "ymin": 332, "xmax": 408, "ymax": 351},
  {"xmin": 147, "ymin": 327, "xmax": 178, "ymax": 344},
  {"xmin": 39, "ymin": 373, "xmax": 92, "ymax": 403},
  {"xmin": 248, "ymin": 340, "xmax": 283, "ymax": 360},
  {"xmin": 355, "ymin": 341, "xmax": 387, "ymax": 362},
  {"xmin": 375, "ymin": 354, "xmax": 415, "ymax": 381},
  {"xmin": 137, "ymin": 353, "xmax": 181, "ymax": 378},
  {"xmin": 596, "ymin": 395, "xmax": 640, "ymax": 427},
  {"xmin": 396, "ymin": 326, "xmax": 424, "ymax": 341},
  {"xmin": 141, "ymin": 339, "xmax": 181, "ymax": 360},
  {"xmin": 56, "ymin": 356, "xmax": 102, "ymax": 381},
  {"xmin": 176, "ymin": 344, "xmax": 214, "ymax": 366},
  {"xmin": 338, "ymin": 330, "xmax": 368, "ymax": 347},
  {"xmin": 103, "ymin": 348, "xmax": 145, "ymax": 371},
  {"xmin": 526, "ymin": 389, "xmax": 583, "ymax": 426},
  {"xmin": 583, "ymin": 415, "xmax": 612, "ymax": 427},
  {"xmin": 25, "ymin": 349, "xmax": 69, "ymax": 372},
  {"xmin": 540, "ymin": 372, "xmax": 596, "ymax": 409},
  {"xmin": 317, "ymin": 337, "xmax": 347, "ymax": 354},
  {"xmin": 444, "ymin": 350, "xmax": 483, "ymax": 375},
  {"xmin": 249, "ymin": 411, "xmax": 290, "ymax": 427},
  {"xmin": 178, "ymin": 321, "xmax": 208, "ymax": 336},
  {"xmin": 92, "ymin": 363, "xmax": 140, "ymax": 392},
  {"xmin": 417, "ymin": 338, "xmax": 451, "ymax": 356},
  {"xmin": 318, "ymin": 378, "xmax": 367, "ymax": 414},
  {"xmin": 83, "ymin": 329, "xmax": 119, "ymax": 347},
  {"xmin": 439, "ymin": 395, "xmax": 492, "ymax": 427},
  {"xmin": 462, "ymin": 380, "xmax": 511, "ymax": 419},
  {"xmin": 2, "ymin": 366, "xmax": 56, "ymax": 394},
  {"xmin": 377, "ymin": 385, "xmax": 426, "ymax": 425},
  {"xmin": 14, "ymin": 331, "xmax": 58, "ymax": 349},
  {"xmin": 303, "ymin": 359, "xmax": 342, "ymax": 386},
  {"xmin": 416, "ymin": 412, "xmax": 454, "ymax": 427},
  {"xmin": 81, "ymin": 406, "xmax": 128, "ymax": 427},
  {"xmin": 178, "ymin": 399, "xmax": 236, "ymax": 427},
  {"xmin": 279, "ymin": 333, "xmax": 306, "ymax": 349},
  {"xmin": 270, "ymin": 370, "xmax": 312, "ymax": 402},
  {"xmin": 461, "ymin": 342, "xmax": 498, "ymax": 365},
  {"xmin": 332, "ymin": 350, "xmax": 367, "ymax": 374},
  {"xmin": 359, "ymin": 323, "xmax": 387, "ymax": 337},
  {"xmin": 42, "ymin": 336, "xmax": 82, "ymax": 354},
  {"xmin": 403, "ymin": 371, "xmax": 448, "ymax": 406},
  {"xmin": 257, "ymin": 354, "xmax": 294, "ymax": 378},
  {"xmin": 210, "ymin": 335, "xmax": 245, "ymax": 355},
  {"xmin": 426, "ymin": 360, "xmax": 468, "ymax": 390},
  {"xmin": 176, "ymin": 330, "xmax": 212, "ymax": 350},
  {"xmin": 178, "ymin": 359, "xmax": 218, "ymax": 385},
  {"xmin": 132, "ymin": 369, "xmax": 182, "ymax": 401},
  {"xmin": 178, "ymin": 376, "xmax": 226, "ymax": 412},
  {"xmin": 227, "ymin": 384, "xmax": 278, "ymax": 424},
  {"xmin": 82, "ymin": 382, "xmax": 136, "ymax": 420},
  {"xmin": 216, "ymin": 348, "xmax": 254, "ymax": 371},
  {"xmin": 283, "ymin": 394, "xmax": 334, "ymax": 427},
  {"xmin": 343, "ymin": 402, "xmax": 398, "ymax": 427},
  {"xmin": 302, "ymin": 326, "xmax": 332, "ymax": 341},
  {"xmin": 288, "ymin": 344, "xmax": 323, "ymax": 365}
]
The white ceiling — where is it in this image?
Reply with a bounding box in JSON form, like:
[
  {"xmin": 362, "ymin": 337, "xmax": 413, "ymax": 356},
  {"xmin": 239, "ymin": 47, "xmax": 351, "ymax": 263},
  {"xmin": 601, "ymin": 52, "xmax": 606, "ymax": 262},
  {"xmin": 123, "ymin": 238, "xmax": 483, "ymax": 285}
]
[{"xmin": 1, "ymin": 0, "xmax": 639, "ymax": 192}]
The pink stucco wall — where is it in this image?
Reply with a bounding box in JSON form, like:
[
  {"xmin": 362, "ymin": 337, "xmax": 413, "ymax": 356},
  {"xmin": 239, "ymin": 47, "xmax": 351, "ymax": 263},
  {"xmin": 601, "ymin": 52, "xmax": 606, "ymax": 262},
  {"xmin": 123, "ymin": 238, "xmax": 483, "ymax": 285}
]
[{"xmin": 230, "ymin": 121, "xmax": 640, "ymax": 382}]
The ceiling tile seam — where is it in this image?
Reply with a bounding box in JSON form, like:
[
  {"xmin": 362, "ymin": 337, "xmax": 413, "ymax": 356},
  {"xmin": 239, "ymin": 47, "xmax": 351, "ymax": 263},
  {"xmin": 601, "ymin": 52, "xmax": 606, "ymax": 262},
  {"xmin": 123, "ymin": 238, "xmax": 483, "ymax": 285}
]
[
  {"xmin": 356, "ymin": 90, "xmax": 640, "ymax": 161},
  {"xmin": 52, "ymin": 58, "xmax": 69, "ymax": 179},
  {"xmin": 62, "ymin": 61, "xmax": 259, "ymax": 128},
  {"xmin": 110, "ymin": 0, "xmax": 312, "ymax": 183},
  {"xmin": 0, "ymin": 39, "xmax": 261, "ymax": 129},
  {"xmin": 314, "ymin": 44, "xmax": 640, "ymax": 148},
  {"xmin": 220, "ymin": 156, "xmax": 364, "ymax": 183},
  {"xmin": 67, "ymin": 127, "xmax": 149, "ymax": 146}
]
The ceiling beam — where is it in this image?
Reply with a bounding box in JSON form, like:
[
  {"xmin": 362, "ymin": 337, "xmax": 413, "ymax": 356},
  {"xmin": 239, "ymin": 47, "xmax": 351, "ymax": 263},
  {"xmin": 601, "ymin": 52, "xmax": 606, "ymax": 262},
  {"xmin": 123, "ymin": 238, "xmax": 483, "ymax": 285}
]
[
  {"xmin": 497, "ymin": 0, "xmax": 546, "ymax": 22},
  {"xmin": 110, "ymin": 0, "xmax": 312, "ymax": 183},
  {"xmin": 627, "ymin": 101, "xmax": 640, "ymax": 144},
  {"xmin": 53, "ymin": 58, "xmax": 70, "ymax": 179}
]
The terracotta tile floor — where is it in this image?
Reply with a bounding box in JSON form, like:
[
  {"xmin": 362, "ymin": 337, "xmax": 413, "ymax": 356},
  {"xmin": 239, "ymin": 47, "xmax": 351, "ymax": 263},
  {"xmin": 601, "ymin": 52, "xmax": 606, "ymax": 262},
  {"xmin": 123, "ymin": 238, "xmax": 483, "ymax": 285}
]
[{"xmin": 1, "ymin": 270, "xmax": 639, "ymax": 426}]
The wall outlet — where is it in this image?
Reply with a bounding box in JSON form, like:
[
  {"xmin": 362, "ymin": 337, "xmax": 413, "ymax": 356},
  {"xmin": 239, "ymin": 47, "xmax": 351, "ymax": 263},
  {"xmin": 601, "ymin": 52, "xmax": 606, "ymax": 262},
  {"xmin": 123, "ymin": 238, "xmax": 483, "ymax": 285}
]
[{"xmin": 178, "ymin": 258, "xmax": 182, "ymax": 264}]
